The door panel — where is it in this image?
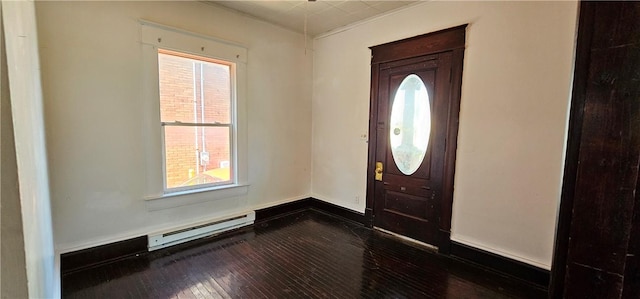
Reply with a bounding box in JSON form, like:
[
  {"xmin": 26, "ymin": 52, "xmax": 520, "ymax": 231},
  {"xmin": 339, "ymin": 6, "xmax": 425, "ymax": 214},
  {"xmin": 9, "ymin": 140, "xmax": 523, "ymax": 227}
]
[
  {"xmin": 384, "ymin": 191, "xmax": 433, "ymax": 219},
  {"xmin": 373, "ymin": 53, "xmax": 452, "ymax": 246}
]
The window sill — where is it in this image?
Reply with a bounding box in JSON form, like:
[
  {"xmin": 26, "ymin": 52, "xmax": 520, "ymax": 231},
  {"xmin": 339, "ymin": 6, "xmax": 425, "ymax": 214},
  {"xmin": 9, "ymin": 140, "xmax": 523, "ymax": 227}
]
[{"xmin": 144, "ymin": 184, "xmax": 249, "ymax": 211}]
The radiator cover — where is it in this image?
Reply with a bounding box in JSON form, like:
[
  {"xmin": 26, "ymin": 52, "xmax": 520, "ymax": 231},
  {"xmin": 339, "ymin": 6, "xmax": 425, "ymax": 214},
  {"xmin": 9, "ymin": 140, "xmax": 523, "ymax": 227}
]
[{"xmin": 148, "ymin": 211, "xmax": 255, "ymax": 251}]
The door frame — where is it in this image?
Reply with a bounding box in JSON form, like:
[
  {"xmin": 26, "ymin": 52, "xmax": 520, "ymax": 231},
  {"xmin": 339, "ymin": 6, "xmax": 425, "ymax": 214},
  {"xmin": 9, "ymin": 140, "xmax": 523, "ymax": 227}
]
[{"xmin": 365, "ymin": 25, "xmax": 467, "ymax": 253}]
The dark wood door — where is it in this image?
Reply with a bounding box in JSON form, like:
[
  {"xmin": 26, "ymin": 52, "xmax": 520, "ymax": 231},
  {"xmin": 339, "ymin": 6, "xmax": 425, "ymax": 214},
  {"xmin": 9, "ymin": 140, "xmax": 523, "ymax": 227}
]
[
  {"xmin": 366, "ymin": 26, "xmax": 466, "ymax": 251},
  {"xmin": 372, "ymin": 53, "xmax": 452, "ymax": 246}
]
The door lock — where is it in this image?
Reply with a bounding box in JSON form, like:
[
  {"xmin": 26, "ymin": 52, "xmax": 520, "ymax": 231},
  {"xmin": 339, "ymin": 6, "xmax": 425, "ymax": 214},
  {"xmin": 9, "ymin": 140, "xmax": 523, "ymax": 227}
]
[{"xmin": 375, "ymin": 162, "xmax": 383, "ymax": 181}]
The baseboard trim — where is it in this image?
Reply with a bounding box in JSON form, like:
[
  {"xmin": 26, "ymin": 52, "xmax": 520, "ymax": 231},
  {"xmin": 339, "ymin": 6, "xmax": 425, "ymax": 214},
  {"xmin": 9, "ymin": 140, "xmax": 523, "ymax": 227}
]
[
  {"xmin": 309, "ymin": 199, "xmax": 366, "ymax": 225},
  {"xmin": 61, "ymin": 197, "xmax": 358, "ymax": 274},
  {"xmin": 61, "ymin": 236, "xmax": 147, "ymax": 275},
  {"xmin": 450, "ymin": 241, "xmax": 550, "ymax": 288},
  {"xmin": 60, "ymin": 198, "xmax": 549, "ymax": 291},
  {"xmin": 254, "ymin": 197, "xmax": 366, "ymax": 225},
  {"xmin": 254, "ymin": 197, "xmax": 313, "ymax": 222}
]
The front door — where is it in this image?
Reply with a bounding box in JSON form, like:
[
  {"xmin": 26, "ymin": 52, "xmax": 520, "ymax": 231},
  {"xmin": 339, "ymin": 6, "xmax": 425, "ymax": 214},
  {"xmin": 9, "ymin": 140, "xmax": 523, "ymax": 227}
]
[{"xmin": 367, "ymin": 26, "xmax": 466, "ymax": 250}]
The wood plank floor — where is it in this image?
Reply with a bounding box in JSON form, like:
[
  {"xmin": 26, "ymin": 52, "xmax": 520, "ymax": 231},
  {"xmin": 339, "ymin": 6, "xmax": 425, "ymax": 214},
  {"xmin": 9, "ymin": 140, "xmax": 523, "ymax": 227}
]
[{"xmin": 62, "ymin": 210, "xmax": 547, "ymax": 298}]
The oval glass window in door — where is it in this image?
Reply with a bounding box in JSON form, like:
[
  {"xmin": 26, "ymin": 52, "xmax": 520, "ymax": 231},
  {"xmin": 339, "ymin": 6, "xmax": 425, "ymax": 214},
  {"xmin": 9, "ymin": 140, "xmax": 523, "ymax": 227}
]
[{"xmin": 389, "ymin": 74, "xmax": 431, "ymax": 175}]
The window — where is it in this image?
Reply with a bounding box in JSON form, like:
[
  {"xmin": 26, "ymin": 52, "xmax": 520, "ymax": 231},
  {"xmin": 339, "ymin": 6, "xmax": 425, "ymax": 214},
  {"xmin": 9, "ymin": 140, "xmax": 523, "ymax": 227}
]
[
  {"xmin": 141, "ymin": 21, "xmax": 248, "ymax": 208},
  {"xmin": 158, "ymin": 49, "xmax": 235, "ymax": 191}
]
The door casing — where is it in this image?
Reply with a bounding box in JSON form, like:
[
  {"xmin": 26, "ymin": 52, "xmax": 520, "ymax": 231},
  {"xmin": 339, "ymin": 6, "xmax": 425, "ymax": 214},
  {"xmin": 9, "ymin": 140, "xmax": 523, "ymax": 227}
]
[{"xmin": 365, "ymin": 25, "xmax": 466, "ymax": 253}]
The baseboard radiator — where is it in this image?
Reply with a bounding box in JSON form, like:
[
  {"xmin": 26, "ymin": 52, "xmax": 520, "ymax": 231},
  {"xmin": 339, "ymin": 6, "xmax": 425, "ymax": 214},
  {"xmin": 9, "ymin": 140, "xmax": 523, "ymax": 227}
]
[{"xmin": 148, "ymin": 211, "xmax": 255, "ymax": 251}]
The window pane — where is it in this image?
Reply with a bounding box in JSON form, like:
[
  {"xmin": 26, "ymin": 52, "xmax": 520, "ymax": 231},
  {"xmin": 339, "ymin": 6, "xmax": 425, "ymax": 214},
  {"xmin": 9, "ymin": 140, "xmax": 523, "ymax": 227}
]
[
  {"xmin": 389, "ymin": 74, "xmax": 430, "ymax": 175},
  {"xmin": 164, "ymin": 126, "xmax": 232, "ymax": 189},
  {"xmin": 158, "ymin": 51, "xmax": 231, "ymax": 124}
]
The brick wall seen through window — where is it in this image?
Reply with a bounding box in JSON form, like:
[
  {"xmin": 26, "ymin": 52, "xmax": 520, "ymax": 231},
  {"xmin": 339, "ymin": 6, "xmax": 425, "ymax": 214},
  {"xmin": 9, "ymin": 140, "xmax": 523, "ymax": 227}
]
[{"xmin": 158, "ymin": 50, "xmax": 233, "ymax": 190}]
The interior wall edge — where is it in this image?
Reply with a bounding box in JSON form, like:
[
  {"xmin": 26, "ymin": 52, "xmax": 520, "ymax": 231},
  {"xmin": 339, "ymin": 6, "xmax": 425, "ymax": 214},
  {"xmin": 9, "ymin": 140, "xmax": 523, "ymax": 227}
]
[
  {"xmin": 0, "ymin": 5, "xmax": 29, "ymax": 297},
  {"xmin": 2, "ymin": 1, "xmax": 56, "ymax": 297}
]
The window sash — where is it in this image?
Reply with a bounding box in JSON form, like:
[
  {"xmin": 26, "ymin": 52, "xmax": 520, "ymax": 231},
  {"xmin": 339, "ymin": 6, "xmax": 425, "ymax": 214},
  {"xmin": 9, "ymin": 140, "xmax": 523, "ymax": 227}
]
[
  {"xmin": 161, "ymin": 124, "xmax": 235, "ymax": 193},
  {"xmin": 161, "ymin": 121, "xmax": 232, "ymax": 127},
  {"xmin": 157, "ymin": 50, "xmax": 236, "ymax": 193}
]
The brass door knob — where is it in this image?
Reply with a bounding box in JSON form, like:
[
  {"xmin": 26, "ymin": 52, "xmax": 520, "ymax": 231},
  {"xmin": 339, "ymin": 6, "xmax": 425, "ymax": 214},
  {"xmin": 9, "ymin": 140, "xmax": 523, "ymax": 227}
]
[{"xmin": 375, "ymin": 162, "xmax": 383, "ymax": 181}]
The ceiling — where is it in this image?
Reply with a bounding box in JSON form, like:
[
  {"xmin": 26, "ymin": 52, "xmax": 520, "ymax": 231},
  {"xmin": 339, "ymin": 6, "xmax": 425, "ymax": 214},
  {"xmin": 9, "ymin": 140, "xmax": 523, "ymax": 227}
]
[{"xmin": 205, "ymin": 1, "xmax": 419, "ymax": 37}]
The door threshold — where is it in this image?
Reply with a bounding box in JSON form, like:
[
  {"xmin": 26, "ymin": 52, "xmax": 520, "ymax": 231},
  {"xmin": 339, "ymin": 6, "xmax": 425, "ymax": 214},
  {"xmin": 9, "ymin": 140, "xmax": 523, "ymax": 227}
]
[{"xmin": 374, "ymin": 227, "xmax": 438, "ymax": 252}]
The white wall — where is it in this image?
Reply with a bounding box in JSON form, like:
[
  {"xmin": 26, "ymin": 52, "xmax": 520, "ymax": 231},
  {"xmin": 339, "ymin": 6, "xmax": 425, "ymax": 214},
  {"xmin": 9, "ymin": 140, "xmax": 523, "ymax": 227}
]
[
  {"xmin": 311, "ymin": 1, "xmax": 578, "ymax": 269},
  {"xmin": 36, "ymin": 1, "xmax": 312, "ymax": 252},
  {"xmin": 3, "ymin": 1, "xmax": 56, "ymax": 297}
]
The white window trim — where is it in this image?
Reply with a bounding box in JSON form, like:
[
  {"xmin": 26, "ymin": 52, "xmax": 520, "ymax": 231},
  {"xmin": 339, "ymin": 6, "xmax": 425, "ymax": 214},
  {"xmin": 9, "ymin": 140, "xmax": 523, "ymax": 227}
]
[{"xmin": 140, "ymin": 20, "xmax": 249, "ymax": 210}]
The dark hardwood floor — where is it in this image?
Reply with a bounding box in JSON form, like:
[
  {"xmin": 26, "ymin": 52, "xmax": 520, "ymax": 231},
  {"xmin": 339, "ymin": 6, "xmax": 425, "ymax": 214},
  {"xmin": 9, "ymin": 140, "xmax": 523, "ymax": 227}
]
[{"xmin": 62, "ymin": 210, "xmax": 546, "ymax": 298}]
